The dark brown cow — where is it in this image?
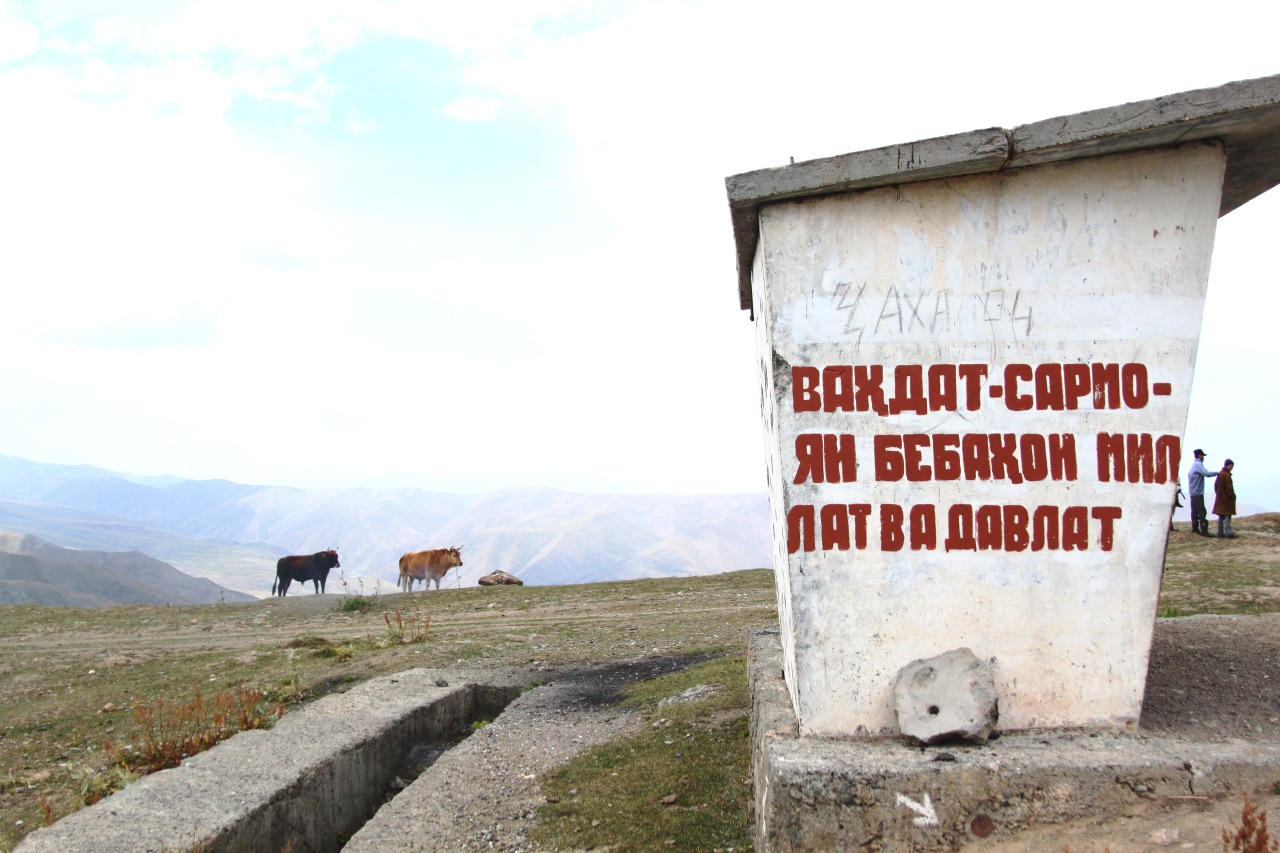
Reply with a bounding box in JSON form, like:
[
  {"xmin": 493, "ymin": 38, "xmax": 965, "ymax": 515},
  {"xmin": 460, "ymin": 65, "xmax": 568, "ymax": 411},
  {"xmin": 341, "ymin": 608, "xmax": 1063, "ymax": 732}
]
[
  {"xmin": 399, "ymin": 547, "xmax": 462, "ymax": 592},
  {"xmin": 272, "ymin": 549, "xmax": 340, "ymax": 596}
]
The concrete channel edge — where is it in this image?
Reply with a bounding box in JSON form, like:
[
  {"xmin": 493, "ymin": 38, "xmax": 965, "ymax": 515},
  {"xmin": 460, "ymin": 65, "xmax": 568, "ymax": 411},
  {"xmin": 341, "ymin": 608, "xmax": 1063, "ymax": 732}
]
[{"xmin": 15, "ymin": 669, "xmax": 522, "ymax": 853}]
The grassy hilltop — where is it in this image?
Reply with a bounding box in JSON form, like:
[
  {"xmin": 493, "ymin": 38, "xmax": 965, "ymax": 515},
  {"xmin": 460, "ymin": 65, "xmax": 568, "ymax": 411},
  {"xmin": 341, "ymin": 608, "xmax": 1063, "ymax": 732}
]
[
  {"xmin": 0, "ymin": 569, "xmax": 776, "ymax": 851},
  {"xmin": 2, "ymin": 515, "xmax": 1279, "ymax": 851}
]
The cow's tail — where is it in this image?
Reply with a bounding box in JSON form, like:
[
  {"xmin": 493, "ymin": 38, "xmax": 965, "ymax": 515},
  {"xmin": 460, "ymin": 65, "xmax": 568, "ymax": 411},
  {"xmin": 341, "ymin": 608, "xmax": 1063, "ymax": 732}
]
[{"xmin": 271, "ymin": 577, "xmax": 277, "ymax": 596}]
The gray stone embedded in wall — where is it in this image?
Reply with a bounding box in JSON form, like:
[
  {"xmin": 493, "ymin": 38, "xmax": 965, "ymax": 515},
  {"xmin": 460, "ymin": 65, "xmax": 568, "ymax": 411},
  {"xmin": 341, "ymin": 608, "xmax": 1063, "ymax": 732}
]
[{"xmin": 892, "ymin": 648, "xmax": 998, "ymax": 745}]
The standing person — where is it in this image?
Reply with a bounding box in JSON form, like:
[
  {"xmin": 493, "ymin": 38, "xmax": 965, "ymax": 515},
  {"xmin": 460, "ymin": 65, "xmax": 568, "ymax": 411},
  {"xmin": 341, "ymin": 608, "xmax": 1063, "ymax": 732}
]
[
  {"xmin": 1213, "ymin": 458, "xmax": 1237, "ymax": 539},
  {"xmin": 1187, "ymin": 449, "xmax": 1216, "ymax": 537}
]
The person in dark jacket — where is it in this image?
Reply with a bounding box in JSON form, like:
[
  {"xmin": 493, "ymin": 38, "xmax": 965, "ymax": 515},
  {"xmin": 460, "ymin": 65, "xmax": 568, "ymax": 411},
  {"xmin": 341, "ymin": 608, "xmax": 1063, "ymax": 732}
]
[{"xmin": 1212, "ymin": 459, "xmax": 1237, "ymax": 539}]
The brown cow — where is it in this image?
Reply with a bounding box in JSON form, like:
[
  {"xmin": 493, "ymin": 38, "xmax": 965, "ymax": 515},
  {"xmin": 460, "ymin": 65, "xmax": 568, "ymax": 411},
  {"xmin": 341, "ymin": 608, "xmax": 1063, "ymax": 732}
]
[{"xmin": 399, "ymin": 546, "xmax": 463, "ymax": 592}]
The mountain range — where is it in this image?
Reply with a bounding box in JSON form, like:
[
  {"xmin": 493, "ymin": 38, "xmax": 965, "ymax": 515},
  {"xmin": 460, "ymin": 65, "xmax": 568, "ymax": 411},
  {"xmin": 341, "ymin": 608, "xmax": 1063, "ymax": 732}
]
[
  {"xmin": 0, "ymin": 531, "xmax": 254, "ymax": 607},
  {"xmin": 0, "ymin": 454, "xmax": 772, "ymax": 598},
  {"xmin": 4, "ymin": 452, "xmax": 1273, "ymax": 604}
]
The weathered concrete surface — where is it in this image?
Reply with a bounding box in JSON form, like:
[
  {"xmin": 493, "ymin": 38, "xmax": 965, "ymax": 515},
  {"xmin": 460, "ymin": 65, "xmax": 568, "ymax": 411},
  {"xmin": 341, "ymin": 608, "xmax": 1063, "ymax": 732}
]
[
  {"xmin": 14, "ymin": 670, "xmax": 521, "ymax": 853},
  {"xmin": 728, "ymin": 72, "xmax": 1280, "ymax": 309},
  {"xmin": 727, "ymin": 129, "xmax": 1009, "ymax": 310},
  {"xmin": 753, "ymin": 141, "xmax": 1224, "ymax": 736},
  {"xmin": 749, "ymin": 630, "xmax": 1280, "ymax": 852}
]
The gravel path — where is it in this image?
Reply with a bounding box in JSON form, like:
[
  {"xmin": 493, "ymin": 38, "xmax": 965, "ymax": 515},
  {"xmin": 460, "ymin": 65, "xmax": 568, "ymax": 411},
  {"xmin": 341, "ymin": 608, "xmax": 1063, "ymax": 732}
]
[{"xmin": 344, "ymin": 656, "xmax": 708, "ymax": 852}]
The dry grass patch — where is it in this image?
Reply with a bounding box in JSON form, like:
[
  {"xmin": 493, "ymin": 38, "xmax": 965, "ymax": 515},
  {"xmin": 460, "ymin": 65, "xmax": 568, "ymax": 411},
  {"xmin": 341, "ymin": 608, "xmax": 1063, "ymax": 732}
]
[{"xmin": 1161, "ymin": 514, "xmax": 1280, "ymax": 616}]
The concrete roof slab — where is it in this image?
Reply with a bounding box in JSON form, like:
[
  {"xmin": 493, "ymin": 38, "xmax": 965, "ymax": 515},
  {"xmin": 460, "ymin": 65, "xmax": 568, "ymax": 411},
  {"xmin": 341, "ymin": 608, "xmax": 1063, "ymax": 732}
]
[
  {"xmin": 1010, "ymin": 74, "xmax": 1280, "ymax": 215},
  {"xmin": 727, "ymin": 73, "xmax": 1280, "ymax": 310}
]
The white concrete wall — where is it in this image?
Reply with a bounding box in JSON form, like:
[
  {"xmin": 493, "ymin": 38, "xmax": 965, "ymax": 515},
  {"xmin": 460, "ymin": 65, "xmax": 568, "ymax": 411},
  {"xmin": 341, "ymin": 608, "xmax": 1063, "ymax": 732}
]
[{"xmin": 753, "ymin": 141, "xmax": 1227, "ymax": 736}]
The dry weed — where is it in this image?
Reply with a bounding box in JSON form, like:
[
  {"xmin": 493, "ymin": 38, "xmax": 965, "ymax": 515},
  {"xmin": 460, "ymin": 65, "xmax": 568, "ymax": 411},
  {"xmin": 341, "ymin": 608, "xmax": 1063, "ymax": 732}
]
[
  {"xmin": 118, "ymin": 684, "xmax": 283, "ymax": 773},
  {"xmin": 1223, "ymin": 794, "xmax": 1278, "ymax": 852}
]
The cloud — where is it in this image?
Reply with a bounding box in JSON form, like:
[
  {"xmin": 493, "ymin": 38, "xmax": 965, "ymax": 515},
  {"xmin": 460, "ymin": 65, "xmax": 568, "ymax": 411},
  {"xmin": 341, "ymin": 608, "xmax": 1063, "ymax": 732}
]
[
  {"xmin": 363, "ymin": 0, "xmax": 601, "ymax": 55},
  {"xmin": 345, "ymin": 109, "xmax": 377, "ymax": 134},
  {"xmin": 75, "ymin": 0, "xmax": 362, "ymax": 62},
  {"xmin": 442, "ymin": 96, "xmax": 500, "ymax": 122},
  {"xmin": 3, "ymin": 0, "xmax": 1279, "ymax": 494},
  {"xmin": 0, "ymin": 3, "xmax": 38, "ymax": 62}
]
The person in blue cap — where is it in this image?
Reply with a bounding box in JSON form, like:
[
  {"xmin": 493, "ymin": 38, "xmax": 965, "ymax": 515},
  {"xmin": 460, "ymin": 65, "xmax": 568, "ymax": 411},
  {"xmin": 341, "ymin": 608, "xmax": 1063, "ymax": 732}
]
[{"xmin": 1187, "ymin": 449, "xmax": 1216, "ymax": 537}]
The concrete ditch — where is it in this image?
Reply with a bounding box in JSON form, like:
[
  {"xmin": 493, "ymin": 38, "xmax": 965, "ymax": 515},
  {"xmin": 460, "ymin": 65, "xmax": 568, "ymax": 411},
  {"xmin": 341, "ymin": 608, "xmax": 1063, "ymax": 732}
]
[{"xmin": 15, "ymin": 669, "xmax": 523, "ymax": 853}]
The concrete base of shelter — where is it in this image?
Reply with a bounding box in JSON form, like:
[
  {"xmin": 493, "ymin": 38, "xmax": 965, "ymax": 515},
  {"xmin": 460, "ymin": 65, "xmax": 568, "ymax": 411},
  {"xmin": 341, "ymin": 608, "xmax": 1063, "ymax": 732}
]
[{"xmin": 749, "ymin": 629, "xmax": 1280, "ymax": 852}]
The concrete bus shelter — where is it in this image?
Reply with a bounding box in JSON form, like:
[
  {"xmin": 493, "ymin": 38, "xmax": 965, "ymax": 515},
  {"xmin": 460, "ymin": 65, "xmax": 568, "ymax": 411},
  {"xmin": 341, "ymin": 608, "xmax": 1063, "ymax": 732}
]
[{"xmin": 729, "ymin": 74, "xmax": 1280, "ymax": 849}]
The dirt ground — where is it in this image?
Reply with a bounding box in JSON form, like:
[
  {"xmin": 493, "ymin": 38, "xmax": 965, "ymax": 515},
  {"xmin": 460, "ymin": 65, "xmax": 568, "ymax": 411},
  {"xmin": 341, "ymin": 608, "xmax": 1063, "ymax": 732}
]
[
  {"xmin": 337, "ymin": 612, "xmax": 1280, "ymax": 852},
  {"xmin": 305, "ymin": 611, "xmax": 1280, "ymax": 852},
  {"xmin": 6, "ymin": 556, "xmax": 1280, "ymax": 851},
  {"xmin": 0, "ymin": 573, "xmax": 775, "ymax": 852},
  {"xmin": 961, "ymin": 612, "xmax": 1280, "ymax": 852}
]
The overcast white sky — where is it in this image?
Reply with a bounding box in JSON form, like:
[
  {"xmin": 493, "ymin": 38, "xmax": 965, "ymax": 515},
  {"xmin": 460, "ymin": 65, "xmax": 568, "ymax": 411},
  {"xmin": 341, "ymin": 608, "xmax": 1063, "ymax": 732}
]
[{"xmin": 0, "ymin": 1, "xmax": 1277, "ymax": 496}]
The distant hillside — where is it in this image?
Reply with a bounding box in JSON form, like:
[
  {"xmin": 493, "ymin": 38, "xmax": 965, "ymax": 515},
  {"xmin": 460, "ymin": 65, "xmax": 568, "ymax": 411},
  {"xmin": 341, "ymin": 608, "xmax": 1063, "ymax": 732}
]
[
  {"xmin": 0, "ymin": 498, "xmax": 286, "ymax": 597},
  {"xmin": 0, "ymin": 454, "xmax": 184, "ymax": 495},
  {"xmin": 431, "ymin": 489, "xmax": 769, "ymax": 587},
  {"xmin": 0, "ymin": 531, "xmax": 255, "ymax": 607},
  {"xmin": 1248, "ymin": 474, "xmax": 1280, "ymax": 517},
  {"xmin": 0, "ymin": 455, "xmax": 772, "ymax": 593}
]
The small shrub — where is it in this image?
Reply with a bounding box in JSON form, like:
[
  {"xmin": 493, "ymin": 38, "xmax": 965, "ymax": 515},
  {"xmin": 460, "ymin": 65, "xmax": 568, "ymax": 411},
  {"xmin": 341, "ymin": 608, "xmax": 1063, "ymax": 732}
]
[
  {"xmin": 1223, "ymin": 794, "xmax": 1279, "ymax": 852},
  {"xmin": 337, "ymin": 571, "xmax": 378, "ymax": 612},
  {"xmin": 384, "ymin": 608, "xmax": 430, "ymax": 644},
  {"xmin": 312, "ymin": 644, "xmax": 354, "ymax": 662},
  {"xmin": 340, "ymin": 596, "xmax": 374, "ymax": 613},
  {"xmin": 77, "ymin": 762, "xmax": 138, "ymax": 805},
  {"xmin": 116, "ymin": 685, "xmax": 284, "ymax": 773},
  {"xmin": 267, "ymin": 676, "xmax": 306, "ymax": 705}
]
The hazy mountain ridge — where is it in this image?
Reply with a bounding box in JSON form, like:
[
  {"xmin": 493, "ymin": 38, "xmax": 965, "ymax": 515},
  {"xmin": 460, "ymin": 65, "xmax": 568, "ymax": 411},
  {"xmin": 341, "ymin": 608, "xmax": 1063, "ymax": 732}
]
[
  {"xmin": 0, "ymin": 455, "xmax": 772, "ymax": 597},
  {"xmin": 5, "ymin": 452, "xmax": 1274, "ymax": 602},
  {"xmin": 0, "ymin": 531, "xmax": 254, "ymax": 607},
  {"xmin": 0, "ymin": 497, "xmax": 287, "ymax": 596},
  {"xmin": 0, "ymin": 454, "xmax": 183, "ymax": 497}
]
